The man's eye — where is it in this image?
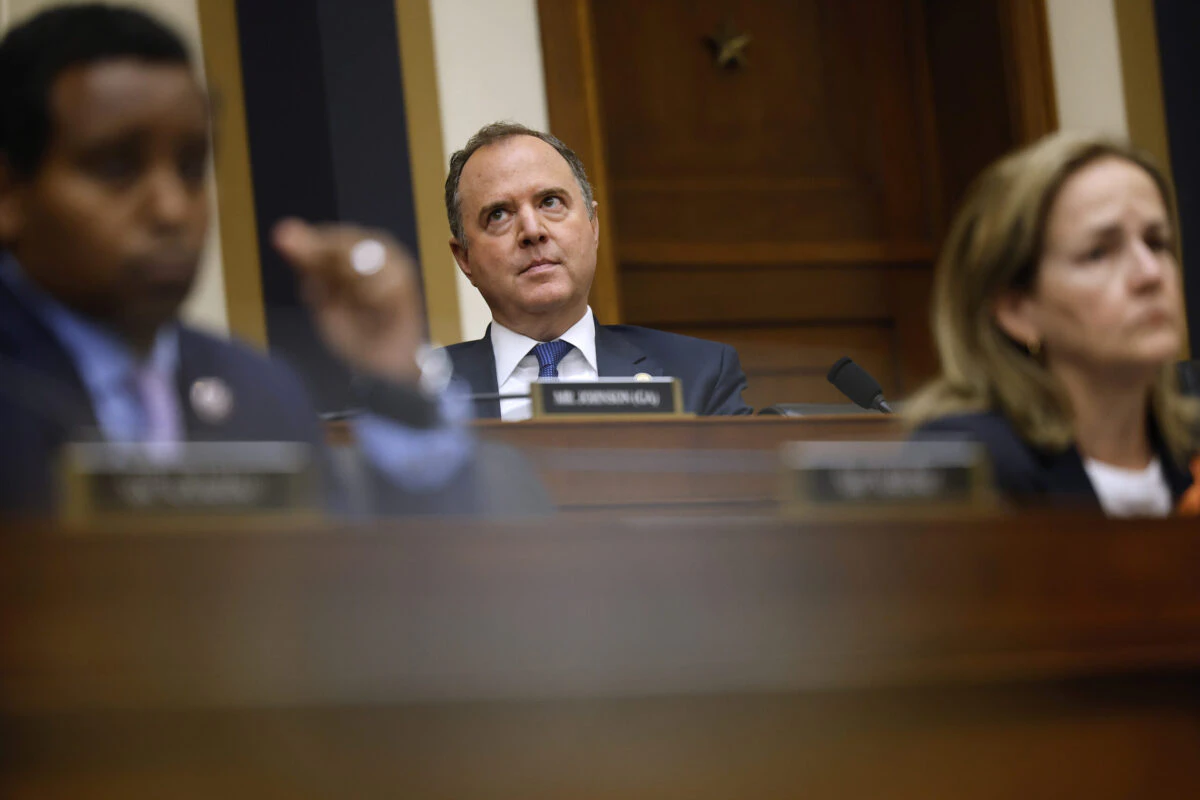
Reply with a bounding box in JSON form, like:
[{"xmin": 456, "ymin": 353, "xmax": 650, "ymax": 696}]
[
  {"xmin": 542, "ymin": 195, "xmax": 562, "ymax": 209},
  {"xmin": 89, "ymin": 153, "xmax": 141, "ymax": 183},
  {"xmin": 488, "ymin": 208, "xmax": 507, "ymax": 223},
  {"xmin": 178, "ymin": 145, "xmax": 210, "ymax": 186},
  {"xmin": 1082, "ymin": 244, "xmax": 1109, "ymax": 262}
]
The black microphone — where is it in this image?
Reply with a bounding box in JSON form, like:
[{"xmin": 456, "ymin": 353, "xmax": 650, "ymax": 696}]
[{"xmin": 826, "ymin": 357, "xmax": 894, "ymax": 414}]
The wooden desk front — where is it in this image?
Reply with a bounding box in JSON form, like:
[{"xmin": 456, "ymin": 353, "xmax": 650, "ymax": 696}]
[
  {"xmin": 474, "ymin": 414, "xmax": 903, "ymax": 512},
  {"xmin": 4, "ymin": 513, "xmax": 1200, "ymax": 797}
]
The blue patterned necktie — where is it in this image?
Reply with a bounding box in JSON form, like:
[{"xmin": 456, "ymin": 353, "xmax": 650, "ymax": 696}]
[{"xmin": 531, "ymin": 340, "xmax": 573, "ymax": 378}]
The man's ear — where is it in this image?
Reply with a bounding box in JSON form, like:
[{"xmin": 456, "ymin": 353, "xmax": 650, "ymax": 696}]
[
  {"xmin": 0, "ymin": 157, "xmax": 26, "ymax": 244},
  {"xmin": 449, "ymin": 238, "xmax": 475, "ymax": 285},
  {"xmin": 590, "ymin": 200, "xmax": 599, "ymax": 246},
  {"xmin": 993, "ymin": 289, "xmax": 1040, "ymax": 348}
]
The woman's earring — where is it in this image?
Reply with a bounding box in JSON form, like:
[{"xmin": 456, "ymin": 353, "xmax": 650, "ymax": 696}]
[{"xmin": 1027, "ymin": 338, "xmax": 1041, "ymax": 357}]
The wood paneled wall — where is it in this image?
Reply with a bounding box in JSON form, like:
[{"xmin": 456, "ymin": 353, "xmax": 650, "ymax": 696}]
[{"xmin": 540, "ymin": 0, "xmax": 1057, "ymax": 409}]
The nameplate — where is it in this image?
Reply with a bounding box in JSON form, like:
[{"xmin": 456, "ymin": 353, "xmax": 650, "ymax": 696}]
[
  {"xmin": 59, "ymin": 441, "xmax": 320, "ymax": 526},
  {"xmin": 530, "ymin": 377, "xmax": 684, "ymax": 418},
  {"xmin": 780, "ymin": 440, "xmax": 992, "ymax": 513}
]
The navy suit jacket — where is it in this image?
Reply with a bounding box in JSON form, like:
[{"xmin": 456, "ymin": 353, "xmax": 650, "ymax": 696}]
[
  {"xmin": 916, "ymin": 411, "xmax": 1194, "ymax": 509},
  {"xmin": 443, "ymin": 322, "xmax": 754, "ymax": 418},
  {"xmin": 0, "ymin": 278, "xmax": 486, "ymax": 517}
]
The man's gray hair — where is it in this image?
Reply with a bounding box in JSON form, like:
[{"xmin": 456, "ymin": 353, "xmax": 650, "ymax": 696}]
[{"xmin": 444, "ymin": 121, "xmax": 595, "ymax": 247}]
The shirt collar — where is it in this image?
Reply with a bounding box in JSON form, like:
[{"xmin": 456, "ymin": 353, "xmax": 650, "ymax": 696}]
[
  {"xmin": 0, "ymin": 253, "xmax": 180, "ymax": 395},
  {"xmin": 490, "ymin": 306, "xmax": 596, "ymax": 384}
]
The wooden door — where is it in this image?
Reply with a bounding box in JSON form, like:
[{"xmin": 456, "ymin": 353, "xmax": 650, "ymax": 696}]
[{"xmin": 540, "ymin": 0, "xmax": 1056, "ymax": 409}]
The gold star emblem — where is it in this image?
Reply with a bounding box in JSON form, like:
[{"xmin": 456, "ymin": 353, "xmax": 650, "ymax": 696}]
[{"xmin": 705, "ymin": 21, "xmax": 752, "ymax": 70}]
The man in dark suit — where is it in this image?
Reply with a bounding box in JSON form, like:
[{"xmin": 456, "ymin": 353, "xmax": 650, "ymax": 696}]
[
  {"xmin": 0, "ymin": 4, "xmax": 486, "ymax": 515},
  {"xmin": 441, "ymin": 122, "xmax": 753, "ymax": 420}
]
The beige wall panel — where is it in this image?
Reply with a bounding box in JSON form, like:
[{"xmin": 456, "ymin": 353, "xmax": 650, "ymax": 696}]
[
  {"xmin": 429, "ymin": 0, "xmax": 549, "ymax": 342},
  {"xmin": 1045, "ymin": 0, "xmax": 1129, "ymax": 136}
]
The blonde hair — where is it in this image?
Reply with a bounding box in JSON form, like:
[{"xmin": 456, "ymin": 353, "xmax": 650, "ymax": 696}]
[{"xmin": 906, "ymin": 132, "xmax": 1197, "ymax": 459}]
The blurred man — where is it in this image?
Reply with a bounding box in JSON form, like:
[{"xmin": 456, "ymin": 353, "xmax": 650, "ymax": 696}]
[
  {"xmin": 442, "ymin": 122, "xmax": 753, "ymax": 420},
  {"xmin": 0, "ymin": 4, "xmax": 480, "ymax": 515}
]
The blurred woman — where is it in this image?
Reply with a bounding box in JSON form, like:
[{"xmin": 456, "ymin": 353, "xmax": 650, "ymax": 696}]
[{"xmin": 908, "ymin": 133, "xmax": 1197, "ymax": 515}]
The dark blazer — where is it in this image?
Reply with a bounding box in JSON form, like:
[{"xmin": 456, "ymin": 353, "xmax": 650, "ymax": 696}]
[
  {"xmin": 0, "ymin": 273, "xmax": 345, "ymax": 515},
  {"xmin": 0, "ymin": 278, "xmax": 514, "ymax": 517},
  {"xmin": 443, "ymin": 322, "xmax": 754, "ymax": 418},
  {"xmin": 915, "ymin": 411, "xmax": 1194, "ymax": 509}
]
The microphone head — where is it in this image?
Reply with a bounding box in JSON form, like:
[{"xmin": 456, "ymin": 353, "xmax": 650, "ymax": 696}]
[{"xmin": 827, "ymin": 357, "xmax": 885, "ymax": 410}]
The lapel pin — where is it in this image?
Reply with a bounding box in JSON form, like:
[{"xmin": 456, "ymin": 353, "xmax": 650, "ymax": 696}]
[{"xmin": 190, "ymin": 377, "xmax": 234, "ymax": 425}]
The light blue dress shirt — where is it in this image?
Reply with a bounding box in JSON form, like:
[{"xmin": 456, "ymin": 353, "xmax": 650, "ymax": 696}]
[{"xmin": 0, "ymin": 255, "xmax": 473, "ymax": 493}]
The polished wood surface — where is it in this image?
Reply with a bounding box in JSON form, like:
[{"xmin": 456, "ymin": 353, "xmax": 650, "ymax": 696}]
[
  {"xmin": 4, "ymin": 513, "xmax": 1200, "ymax": 797},
  {"xmin": 999, "ymin": 0, "xmax": 1060, "ymax": 143},
  {"xmin": 195, "ymin": 0, "xmax": 268, "ymax": 348},
  {"xmin": 536, "ymin": 0, "xmax": 622, "ymax": 324},
  {"xmin": 592, "ymin": 0, "xmax": 940, "ymax": 408},
  {"xmin": 474, "ymin": 414, "xmax": 902, "ymax": 512},
  {"xmin": 326, "ymin": 415, "xmax": 903, "ymax": 512},
  {"xmin": 593, "ymin": 1, "xmax": 937, "ymax": 248},
  {"xmin": 541, "ymin": 0, "xmax": 1057, "ymax": 410},
  {"xmin": 922, "ymin": 0, "xmax": 1054, "ymax": 215}
]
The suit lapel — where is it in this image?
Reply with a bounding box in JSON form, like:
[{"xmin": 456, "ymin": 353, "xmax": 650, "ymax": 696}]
[
  {"xmin": 450, "ymin": 327, "xmax": 502, "ymax": 419},
  {"xmin": 0, "ymin": 277, "xmax": 99, "ymax": 436},
  {"xmin": 1164, "ymin": 455, "xmax": 1194, "ymax": 500},
  {"xmin": 1039, "ymin": 447, "xmax": 1100, "ymax": 505},
  {"xmin": 175, "ymin": 329, "xmax": 244, "ymax": 441},
  {"xmin": 1150, "ymin": 419, "xmax": 1194, "ymax": 500},
  {"xmin": 594, "ymin": 323, "xmax": 663, "ymax": 378}
]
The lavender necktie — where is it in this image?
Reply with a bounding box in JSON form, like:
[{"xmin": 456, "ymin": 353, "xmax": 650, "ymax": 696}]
[{"xmin": 134, "ymin": 364, "xmax": 182, "ymax": 445}]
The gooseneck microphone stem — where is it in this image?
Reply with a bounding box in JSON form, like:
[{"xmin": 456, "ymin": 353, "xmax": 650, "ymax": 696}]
[{"xmin": 827, "ymin": 356, "xmax": 895, "ymax": 414}]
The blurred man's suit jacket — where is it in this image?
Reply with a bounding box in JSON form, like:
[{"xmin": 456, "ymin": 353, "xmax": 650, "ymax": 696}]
[
  {"xmin": 443, "ymin": 322, "xmax": 754, "ymax": 419},
  {"xmin": 0, "ymin": 278, "xmax": 547, "ymax": 517}
]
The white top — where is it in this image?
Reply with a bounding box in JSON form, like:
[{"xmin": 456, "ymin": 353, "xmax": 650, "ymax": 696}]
[
  {"xmin": 1083, "ymin": 457, "xmax": 1172, "ymax": 518},
  {"xmin": 491, "ymin": 307, "xmax": 599, "ymax": 421}
]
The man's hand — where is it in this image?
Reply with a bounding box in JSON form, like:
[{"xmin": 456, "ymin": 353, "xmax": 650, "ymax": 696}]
[{"xmin": 273, "ymin": 218, "xmax": 424, "ymax": 384}]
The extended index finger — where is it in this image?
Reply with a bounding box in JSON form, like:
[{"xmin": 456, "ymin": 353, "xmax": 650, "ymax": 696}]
[
  {"xmin": 274, "ymin": 218, "xmax": 404, "ymax": 279},
  {"xmin": 272, "ymin": 217, "xmax": 344, "ymax": 275}
]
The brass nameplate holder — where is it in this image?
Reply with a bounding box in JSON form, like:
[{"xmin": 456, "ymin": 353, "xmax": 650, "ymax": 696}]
[
  {"xmin": 530, "ymin": 377, "xmax": 685, "ymax": 418},
  {"xmin": 780, "ymin": 440, "xmax": 994, "ymax": 516},
  {"xmin": 60, "ymin": 441, "xmax": 321, "ymax": 528}
]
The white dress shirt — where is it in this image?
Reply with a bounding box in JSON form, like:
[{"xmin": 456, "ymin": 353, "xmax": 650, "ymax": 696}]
[
  {"xmin": 491, "ymin": 307, "xmax": 599, "ymax": 421},
  {"xmin": 1083, "ymin": 457, "xmax": 1173, "ymax": 518}
]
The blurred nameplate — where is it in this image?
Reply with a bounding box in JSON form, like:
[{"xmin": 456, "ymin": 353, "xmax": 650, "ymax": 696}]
[
  {"xmin": 59, "ymin": 441, "xmax": 320, "ymax": 526},
  {"xmin": 780, "ymin": 440, "xmax": 993, "ymax": 513},
  {"xmin": 531, "ymin": 377, "xmax": 685, "ymax": 418}
]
